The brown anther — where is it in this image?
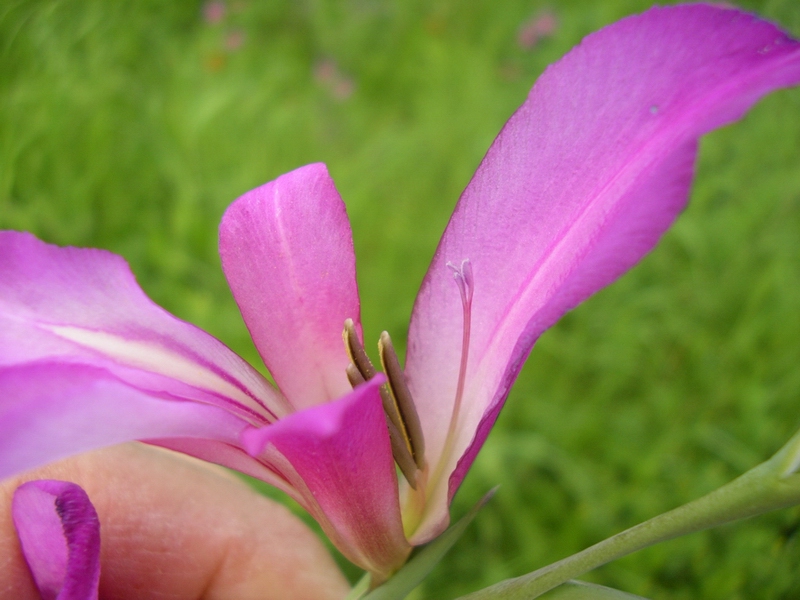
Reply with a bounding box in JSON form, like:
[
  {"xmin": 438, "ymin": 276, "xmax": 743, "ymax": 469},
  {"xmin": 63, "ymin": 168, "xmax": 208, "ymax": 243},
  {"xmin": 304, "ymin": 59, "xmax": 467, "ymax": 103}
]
[
  {"xmin": 379, "ymin": 331, "xmax": 426, "ymax": 470},
  {"xmin": 345, "ymin": 363, "xmax": 366, "ymax": 387},
  {"xmin": 343, "ymin": 318, "xmax": 377, "ymax": 380},
  {"xmin": 386, "ymin": 416, "xmax": 419, "ymax": 489},
  {"xmin": 342, "ymin": 319, "xmax": 422, "ymax": 489}
]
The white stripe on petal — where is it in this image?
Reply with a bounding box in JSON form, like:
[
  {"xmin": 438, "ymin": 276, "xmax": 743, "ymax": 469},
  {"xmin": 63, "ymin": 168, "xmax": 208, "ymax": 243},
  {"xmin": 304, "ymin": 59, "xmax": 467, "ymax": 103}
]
[{"xmin": 45, "ymin": 324, "xmax": 287, "ymax": 420}]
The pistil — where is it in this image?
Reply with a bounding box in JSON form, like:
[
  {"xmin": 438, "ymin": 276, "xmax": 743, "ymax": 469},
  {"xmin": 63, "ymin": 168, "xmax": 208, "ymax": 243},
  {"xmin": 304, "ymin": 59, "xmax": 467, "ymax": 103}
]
[
  {"xmin": 402, "ymin": 259, "xmax": 475, "ymax": 538},
  {"xmin": 445, "ymin": 259, "xmax": 474, "ymax": 442},
  {"xmin": 424, "ymin": 259, "xmax": 474, "ymax": 502}
]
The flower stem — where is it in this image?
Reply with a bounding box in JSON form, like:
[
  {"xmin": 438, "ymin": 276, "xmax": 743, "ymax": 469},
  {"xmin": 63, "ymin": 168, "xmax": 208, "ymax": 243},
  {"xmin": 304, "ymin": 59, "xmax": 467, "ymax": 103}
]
[
  {"xmin": 345, "ymin": 573, "xmax": 371, "ymax": 600},
  {"xmin": 459, "ymin": 429, "xmax": 800, "ymax": 600}
]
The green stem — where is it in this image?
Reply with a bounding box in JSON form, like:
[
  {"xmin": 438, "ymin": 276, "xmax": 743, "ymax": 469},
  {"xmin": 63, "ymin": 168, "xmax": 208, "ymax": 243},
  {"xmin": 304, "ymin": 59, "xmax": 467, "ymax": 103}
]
[
  {"xmin": 459, "ymin": 429, "xmax": 800, "ymax": 600},
  {"xmin": 344, "ymin": 573, "xmax": 371, "ymax": 600}
]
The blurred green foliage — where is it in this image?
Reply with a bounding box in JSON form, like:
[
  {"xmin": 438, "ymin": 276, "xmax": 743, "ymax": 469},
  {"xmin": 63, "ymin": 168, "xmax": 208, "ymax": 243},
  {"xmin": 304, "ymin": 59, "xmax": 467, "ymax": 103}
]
[{"xmin": 2, "ymin": 0, "xmax": 800, "ymax": 598}]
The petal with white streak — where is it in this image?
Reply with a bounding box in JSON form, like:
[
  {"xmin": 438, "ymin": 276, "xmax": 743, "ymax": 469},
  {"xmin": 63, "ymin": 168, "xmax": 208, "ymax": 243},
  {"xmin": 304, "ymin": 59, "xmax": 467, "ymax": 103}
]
[
  {"xmin": 0, "ymin": 363, "xmax": 249, "ymax": 480},
  {"xmin": 0, "ymin": 231, "xmax": 288, "ymax": 425}
]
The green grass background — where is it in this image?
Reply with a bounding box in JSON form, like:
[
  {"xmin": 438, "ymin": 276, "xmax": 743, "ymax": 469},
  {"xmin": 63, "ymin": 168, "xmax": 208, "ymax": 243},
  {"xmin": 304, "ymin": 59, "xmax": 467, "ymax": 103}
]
[{"xmin": 2, "ymin": 0, "xmax": 800, "ymax": 598}]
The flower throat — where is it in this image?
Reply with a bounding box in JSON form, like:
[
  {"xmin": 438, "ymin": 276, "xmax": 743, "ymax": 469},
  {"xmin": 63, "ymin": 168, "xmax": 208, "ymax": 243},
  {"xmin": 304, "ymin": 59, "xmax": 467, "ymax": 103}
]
[{"xmin": 342, "ymin": 258, "xmax": 473, "ymax": 492}]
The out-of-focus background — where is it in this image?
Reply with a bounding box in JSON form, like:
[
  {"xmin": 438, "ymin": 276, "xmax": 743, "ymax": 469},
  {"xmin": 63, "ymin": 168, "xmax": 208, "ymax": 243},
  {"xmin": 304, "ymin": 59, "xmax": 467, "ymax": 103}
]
[{"xmin": 2, "ymin": 0, "xmax": 800, "ymax": 597}]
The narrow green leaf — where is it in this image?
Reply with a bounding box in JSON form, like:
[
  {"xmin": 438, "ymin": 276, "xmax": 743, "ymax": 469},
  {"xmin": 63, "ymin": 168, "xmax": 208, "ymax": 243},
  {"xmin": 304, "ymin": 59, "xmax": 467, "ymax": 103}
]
[
  {"xmin": 541, "ymin": 581, "xmax": 649, "ymax": 600},
  {"xmin": 363, "ymin": 488, "xmax": 497, "ymax": 600},
  {"xmin": 345, "ymin": 573, "xmax": 372, "ymax": 600},
  {"xmin": 460, "ymin": 426, "xmax": 800, "ymax": 600}
]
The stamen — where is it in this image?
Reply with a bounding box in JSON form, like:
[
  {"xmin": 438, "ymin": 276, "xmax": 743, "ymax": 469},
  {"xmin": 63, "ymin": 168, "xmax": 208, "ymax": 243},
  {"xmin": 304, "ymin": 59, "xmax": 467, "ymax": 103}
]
[
  {"xmin": 343, "ymin": 318, "xmax": 377, "ymax": 380},
  {"xmin": 342, "ymin": 319, "xmax": 420, "ymax": 488},
  {"xmin": 386, "ymin": 416, "xmax": 419, "ymax": 489},
  {"xmin": 345, "ymin": 363, "xmax": 366, "ymax": 387},
  {"xmin": 445, "ymin": 259, "xmax": 473, "ymax": 448},
  {"xmin": 379, "ymin": 331, "xmax": 425, "ymax": 469}
]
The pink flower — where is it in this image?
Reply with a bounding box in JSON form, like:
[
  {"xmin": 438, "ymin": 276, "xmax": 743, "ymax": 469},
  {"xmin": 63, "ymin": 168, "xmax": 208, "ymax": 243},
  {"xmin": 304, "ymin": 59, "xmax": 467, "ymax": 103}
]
[
  {"xmin": 314, "ymin": 58, "xmax": 338, "ymax": 84},
  {"xmin": 203, "ymin": 1, "xmax": 226, "ymax": 25},
  {"xmin": 2, "ymin": 4, "xmax": 799, "ymax": 586},
  {"xmin": 518, "ymin": 11, "xmax": 558, "ymax": 49},
  {"xmin": 225, "ymin": 29, "xmax": 245, "ymax": 51},
  {"xmin": 314, "ymin": 58, "xmax": 356, "ymax": 101}
]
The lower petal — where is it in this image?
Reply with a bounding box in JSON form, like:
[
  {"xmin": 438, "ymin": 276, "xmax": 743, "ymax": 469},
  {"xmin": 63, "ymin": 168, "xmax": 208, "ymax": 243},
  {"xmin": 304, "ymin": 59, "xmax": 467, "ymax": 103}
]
[
  {"xmin": 0, "ymin": 362, "xmax": 249, "ymax": 481},
  {"xmin": 241, "ymin": 377, "xmax": 410, "ymax": 581}
]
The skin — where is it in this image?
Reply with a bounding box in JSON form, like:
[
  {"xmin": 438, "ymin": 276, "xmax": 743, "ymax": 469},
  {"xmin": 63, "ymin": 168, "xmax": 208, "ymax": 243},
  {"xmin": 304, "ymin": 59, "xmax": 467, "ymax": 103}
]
[{"xmin": 0, "ymin": 443, "xmax": 352, "ymax": 600}]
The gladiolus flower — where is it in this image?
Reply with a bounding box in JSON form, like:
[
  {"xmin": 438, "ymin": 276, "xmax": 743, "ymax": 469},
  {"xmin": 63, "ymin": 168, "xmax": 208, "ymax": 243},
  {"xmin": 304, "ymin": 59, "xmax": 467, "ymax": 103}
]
[{"xmin": 2, "ymin": 3, "xmax": 799, "ymax": 583}]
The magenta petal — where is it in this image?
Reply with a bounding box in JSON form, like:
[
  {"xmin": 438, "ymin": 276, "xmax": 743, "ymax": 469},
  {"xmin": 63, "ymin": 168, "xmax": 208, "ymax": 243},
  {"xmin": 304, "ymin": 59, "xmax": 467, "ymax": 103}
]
[
  {"xmin": 0, "ymin": 363, "xmax": 249, "ymax": 480},
  {"xmin": 219, "ymin": 164, "xmax": 362, "ymax": 410},
  {"xmin": 0, "ymin": 231, "xmax": 287, "ymax": 424},
  {"xmin": 405, "ymin": 5, "xmax": 800, "ymax": 541},
  {"xmin": 12, "ymin": 480, "xmax": 101, "ymax": 600},
  {"xmin": 241, "ymin": 376, "xmax": 410, "ymax": 580}
]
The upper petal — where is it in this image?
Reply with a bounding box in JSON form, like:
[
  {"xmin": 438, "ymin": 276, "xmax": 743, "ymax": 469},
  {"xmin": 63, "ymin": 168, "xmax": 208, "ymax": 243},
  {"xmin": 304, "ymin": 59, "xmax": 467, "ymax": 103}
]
[
  {"xmin": 219, "ymin": 163, "xmax": 362, "ymax": 410},
  {"xmin": 405, "ymin": 5, "xmax": 800, "ymax": 542},
  {"xmin": 0, "ymin": 231, "xmax": 287, "ymax": 424},
  {"xmin": 12, "ymin": 480, "xmax": 101, "ymax": 600},
  {"xmin": 241, "ymin": 376, "xmax": 410, "ymax": 582}
]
